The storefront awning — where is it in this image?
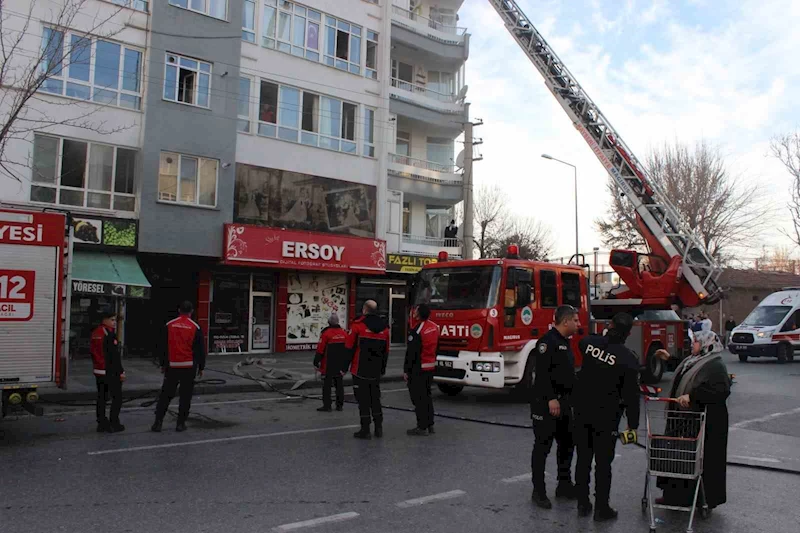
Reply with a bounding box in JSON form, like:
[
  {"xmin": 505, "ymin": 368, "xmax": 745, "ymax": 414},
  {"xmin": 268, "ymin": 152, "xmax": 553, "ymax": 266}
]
[{"xmin": 71, "ymin": 251, "xmax": 151, "ymax": 299}]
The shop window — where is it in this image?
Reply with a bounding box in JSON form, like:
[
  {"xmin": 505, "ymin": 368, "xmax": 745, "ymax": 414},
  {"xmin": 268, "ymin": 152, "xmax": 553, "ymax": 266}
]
[
  {"xmin": 209, "ymin": 273, "xmax": 250, "ymax": 353},
  {"xmin": 286, "ymin": 273, "xmax": 348, "ymax": 348}
]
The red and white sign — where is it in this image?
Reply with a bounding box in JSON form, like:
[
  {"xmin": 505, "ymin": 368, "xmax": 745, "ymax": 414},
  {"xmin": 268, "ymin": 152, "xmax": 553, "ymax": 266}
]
[
  {"xmin": 0, "ymin": 210, "xmax": 66, "ymax": 247},
  {"xmin": 223, "ymin": 225, "xmax": 386, "ymax": 274},
  {"xmin": 0, "ymin": 270, "xmax": 36, "ymax": 321}
]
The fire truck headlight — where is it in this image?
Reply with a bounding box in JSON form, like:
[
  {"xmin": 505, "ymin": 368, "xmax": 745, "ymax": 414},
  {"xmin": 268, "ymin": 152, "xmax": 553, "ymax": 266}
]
[{"xmin": 493, "ymin": 363, "xmax": 501, "ymax": 372}]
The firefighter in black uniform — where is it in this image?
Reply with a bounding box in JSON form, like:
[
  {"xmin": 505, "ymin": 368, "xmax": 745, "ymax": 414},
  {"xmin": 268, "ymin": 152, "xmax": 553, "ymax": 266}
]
[
  {"xmin": 530, "ymin": 305, "xmax": 580, "ymax": 509},
  {"xmin": 573, "ymin": 313, "xmax": 641, "ymax": 521}
]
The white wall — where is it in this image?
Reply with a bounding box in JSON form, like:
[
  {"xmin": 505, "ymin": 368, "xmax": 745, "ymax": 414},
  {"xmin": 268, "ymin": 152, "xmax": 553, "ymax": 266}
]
[{"xmin": 0, "ymin": 1, "xmax": 148, "ymax": 212}]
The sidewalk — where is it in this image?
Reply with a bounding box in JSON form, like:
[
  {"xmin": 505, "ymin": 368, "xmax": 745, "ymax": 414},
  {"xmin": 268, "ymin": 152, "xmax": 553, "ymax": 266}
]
[{"xmin": 43, "ymin": 349, "xmax": 407, "ymax": 402}]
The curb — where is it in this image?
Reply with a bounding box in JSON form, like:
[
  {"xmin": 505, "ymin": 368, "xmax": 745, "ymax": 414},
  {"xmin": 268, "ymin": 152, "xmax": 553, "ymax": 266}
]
[{"xmin": 39, "ymin": 374, "xmax": 407, "ymax": 404}]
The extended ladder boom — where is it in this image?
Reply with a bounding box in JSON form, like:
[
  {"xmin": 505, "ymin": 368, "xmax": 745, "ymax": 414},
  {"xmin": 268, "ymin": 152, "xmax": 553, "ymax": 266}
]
[{"xmin": 487, "ymin": 0, "xmax": 722, "ymax": 307}]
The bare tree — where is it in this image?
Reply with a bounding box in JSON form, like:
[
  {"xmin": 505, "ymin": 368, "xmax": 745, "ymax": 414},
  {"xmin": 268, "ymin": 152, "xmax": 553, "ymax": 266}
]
[
  {"xmin": 487, "ymin": 216, "xmax": 553, "ymax": 260},
  {"xmin": 595, "ymin": 141, "xmax": 767, "ymax": 262},
  {"xmin": 770, "ymin": 130, "xmax": 800, "ymax": 247},
  {"xmin": 471, "ymin": 183, "xmax": 506, "ymax": 258},
  {"xmin": 0, "ymin": 0, "xmax": 130, "ymax": 182}
]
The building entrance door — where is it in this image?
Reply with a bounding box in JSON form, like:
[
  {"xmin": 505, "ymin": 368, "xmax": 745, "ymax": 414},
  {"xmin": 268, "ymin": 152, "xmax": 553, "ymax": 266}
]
[
  {"xmin": 390, "ymin": 288, "xmax": 407, "ymax": 345},
  {"xmin": 250, "ymin": 293, "xmax": 273, "ymax": 352}
]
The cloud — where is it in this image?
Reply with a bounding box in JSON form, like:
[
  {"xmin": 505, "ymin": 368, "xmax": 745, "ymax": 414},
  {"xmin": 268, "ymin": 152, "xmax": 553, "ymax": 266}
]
[{"xmin": 460, "ymin": 0, "xmax": 800, "ymax": 258}]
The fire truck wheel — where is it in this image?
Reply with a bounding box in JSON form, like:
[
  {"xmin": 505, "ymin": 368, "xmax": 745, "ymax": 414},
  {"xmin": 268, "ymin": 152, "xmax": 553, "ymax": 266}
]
[
  {"xmin": 776, "ymin": 343, "xmax": 791, "ymax": 364},
  {"xmin": 437, "ymin": 383, "xmax": 464, "ymax": 396},
  {"xmin": 641, "ymin": 346, "xmax": 665, "ymax": 384},
  {"xmin": 738, "ymin": 353, "xmax": 748, "ymax": 363}
]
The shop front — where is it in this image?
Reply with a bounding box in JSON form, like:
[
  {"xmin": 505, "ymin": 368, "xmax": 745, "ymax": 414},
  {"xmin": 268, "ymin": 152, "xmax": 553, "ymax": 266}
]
[
  {"xmin": 67, "ymin": 216, "xmax": 150, "ymax": 358},
  {"xmin": 219, "ymin": 224, "xmax": 386, "ymax": 354}
]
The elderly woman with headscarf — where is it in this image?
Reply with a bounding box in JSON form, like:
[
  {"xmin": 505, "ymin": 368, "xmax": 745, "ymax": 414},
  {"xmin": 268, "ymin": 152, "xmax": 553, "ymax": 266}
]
[{"xmin": 657, "ymin": 330, "xmax": 732, "ymax": 511}]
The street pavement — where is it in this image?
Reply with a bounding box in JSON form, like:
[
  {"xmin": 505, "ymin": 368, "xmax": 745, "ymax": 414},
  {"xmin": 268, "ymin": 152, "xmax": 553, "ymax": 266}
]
[{"xmin": 1, "ymin": 351, "xmax": 799, "ymax": 533}]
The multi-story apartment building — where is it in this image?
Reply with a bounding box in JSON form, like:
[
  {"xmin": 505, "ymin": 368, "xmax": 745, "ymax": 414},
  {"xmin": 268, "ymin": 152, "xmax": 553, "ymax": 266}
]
[{"xmin": 0, "ymin": 0, "xmax": 470, "ymax": 357}]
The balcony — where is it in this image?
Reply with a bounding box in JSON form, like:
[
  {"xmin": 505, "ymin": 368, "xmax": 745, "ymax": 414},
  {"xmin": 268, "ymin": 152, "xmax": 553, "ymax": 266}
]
[
  {"xmin": 401, "ymin": 234, "xmax": 462, "ymax": 258},
  {"xmin": 388, "ymin": 153, "xmax": 461, "ymax": 183},
  {"xmin": 391, "ymin": 5, "xmax": 467, "ymax": 45},
  {"xmin": 390, "ymin": 78, "xmax": 465, "ymax": 115}
]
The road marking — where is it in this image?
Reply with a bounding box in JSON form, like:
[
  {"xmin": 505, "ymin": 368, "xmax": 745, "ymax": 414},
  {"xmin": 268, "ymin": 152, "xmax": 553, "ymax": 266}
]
[
  {"xmin": 273, "ymin": 512, "xmax": 359, "ymax": 532},
  {"xmin": 45, "ymin": 396, "xmax": 292, "ymax": 417},
  {"xmin": 730, "ymin": 455, "xmax": 781, "ymax": 464},
  {"xmin": 501, "ymin": 473, "xmax": 532, "ymax": 483},
  {"xmin": 396, "ymin": 490, "xmax": 466, "ymax": 508},
  {"xmin": 730, "ymin": 407, "xmax": 800, "ymax": 431},
  {"xmin": 87, "ymin": 425, "xmax": 359, "ymax": 456}
]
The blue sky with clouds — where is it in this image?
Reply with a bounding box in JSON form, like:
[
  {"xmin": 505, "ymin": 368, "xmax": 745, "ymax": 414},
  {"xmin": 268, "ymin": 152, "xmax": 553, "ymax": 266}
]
[{"xmin": 458, "ymin": 0, "xmax": 797, "ymax": 260}]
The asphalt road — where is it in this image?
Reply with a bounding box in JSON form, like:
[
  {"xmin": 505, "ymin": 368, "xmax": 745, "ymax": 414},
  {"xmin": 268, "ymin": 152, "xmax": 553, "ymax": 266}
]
[{"xmin": 1, "ymin": 352, "xmax": 799, "ymax": 533}]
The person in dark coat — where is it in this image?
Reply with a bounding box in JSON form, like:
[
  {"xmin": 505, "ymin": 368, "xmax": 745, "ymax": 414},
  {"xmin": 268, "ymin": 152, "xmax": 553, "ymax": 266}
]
[
  {"xmin": 314, "ymin": 314, "xmax": 348, "ymax": 412},
  {"xmin": 658, "ymin": 330, "xmax": 731, "ymax": 510},
  {"xmin": 443, "ymin": 220, "xmax": 458, "ymax": 246},
  {"xmin": 90, "ymin": 309, "xmax": 126, "ymax": 433}
]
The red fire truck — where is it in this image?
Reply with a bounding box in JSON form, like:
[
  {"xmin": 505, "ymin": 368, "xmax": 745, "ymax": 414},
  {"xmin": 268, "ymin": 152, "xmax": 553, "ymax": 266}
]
[{"xmin": 0, "ymin": 208, "xmax": 71, "ymax": 418}]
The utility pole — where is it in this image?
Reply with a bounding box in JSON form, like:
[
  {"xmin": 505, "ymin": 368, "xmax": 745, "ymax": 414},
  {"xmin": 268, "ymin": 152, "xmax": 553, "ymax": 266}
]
[{"xmin": 462, "ymin": 105, "xmax": 482, "ymax": 260}]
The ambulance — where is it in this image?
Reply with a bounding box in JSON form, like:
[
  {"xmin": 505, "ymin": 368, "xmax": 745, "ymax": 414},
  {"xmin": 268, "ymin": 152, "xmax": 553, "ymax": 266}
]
[{"xmin": 728, "ymin": 288, "xmax": 800, "ymax": 363}]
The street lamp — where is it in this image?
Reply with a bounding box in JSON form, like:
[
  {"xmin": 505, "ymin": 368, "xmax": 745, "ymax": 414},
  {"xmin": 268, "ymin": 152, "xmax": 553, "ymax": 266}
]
[{"xmin": 541, "ymin": 154, "xmax": 579, "ymax": 258}]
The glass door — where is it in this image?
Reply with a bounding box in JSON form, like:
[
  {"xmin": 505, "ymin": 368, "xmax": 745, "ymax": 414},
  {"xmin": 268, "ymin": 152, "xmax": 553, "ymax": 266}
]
[
  {"xmin": 390, "ymin": 289, "xmax": 407, "ymax": 345},
  {"xmin": 250, "ymin": 293, "xmax": 273, "ymax": 352}
]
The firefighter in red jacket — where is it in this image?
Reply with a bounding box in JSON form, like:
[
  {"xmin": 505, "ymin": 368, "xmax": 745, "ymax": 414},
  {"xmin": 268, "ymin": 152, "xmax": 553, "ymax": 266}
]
[
  {"xmin": 404, "ymin": 303, "xmax": 439, "ymax": 436},
  {"xmin": 346, "ymin": 300, "xmax": 390, "ymax": 439},
  {"xmin": 91, "ymin": 309, "xmax": 126, "ymax": 433},
  {"xmin": 314, "ymin": 314, "xmax": 348, "ymax": 412},
  {"xmin": 152, "ymin": 301, "xmax": 206, "ymax": 433}
]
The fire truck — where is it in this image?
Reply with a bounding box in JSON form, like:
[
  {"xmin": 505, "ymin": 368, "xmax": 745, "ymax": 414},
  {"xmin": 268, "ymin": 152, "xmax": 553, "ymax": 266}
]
[
  {"xmin": 0, "ymin": 208, "xmax": 72, "ymax": 418},
  {"xmin": 407, "ymin": 0, "xmax": 722, "ymax": 395}
]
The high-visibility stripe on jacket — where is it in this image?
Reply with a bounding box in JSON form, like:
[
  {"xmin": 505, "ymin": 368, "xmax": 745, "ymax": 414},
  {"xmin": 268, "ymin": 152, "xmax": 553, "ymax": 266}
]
[{"xmin": 164, "ymin": 315, "xmax": 206, "ymax": 370}]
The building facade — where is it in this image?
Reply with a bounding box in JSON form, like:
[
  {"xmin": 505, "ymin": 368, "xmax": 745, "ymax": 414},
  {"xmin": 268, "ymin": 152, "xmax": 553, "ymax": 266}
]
[{"xmin": 0, "ymin": 0, "xmax": 470, "ymax": 357}]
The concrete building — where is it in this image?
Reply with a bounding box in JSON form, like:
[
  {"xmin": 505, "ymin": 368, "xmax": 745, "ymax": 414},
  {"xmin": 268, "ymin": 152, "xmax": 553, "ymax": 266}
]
[{"xmin": 0, "ymin": 0, "xmax": 472, "ymax": 357}]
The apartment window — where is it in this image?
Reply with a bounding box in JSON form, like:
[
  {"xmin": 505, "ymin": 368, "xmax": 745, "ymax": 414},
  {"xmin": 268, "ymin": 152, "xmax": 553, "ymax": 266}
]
[
  {"xmin": 30, "ymin": 134, "xmax": 137, "ymax": 211},
  {"xmin": 158, "ymin": 152, "xmax": 218, "ymax": 207},
  {"xmin": 402, "ymin": 202, "xmax": 410, "ymax": 234},
  {"xmin": 164, "ymin": 53, "xmax": 211, "ymax": 108},
  {"xmin": 40, "ymin": 29, "xmax": 143, "ymax": 110},
  {"xmin": 325, "ymin": 15, "xmax": 361, "ymax": 74},
  {"xmin": 427, "ymin": 137, "xmax": 454, "ymax": 167},
  {"xmin": 396, "ymin": 131, "xmax": 410, "ymax": 156},
  {"xmin": 111, "ymin": 0, "xmax": 149, "ymax": 11},
  {"xmin": 243, "ymin": 0, "xmax": 256, "ymax": 42},
  {"xmin": 428, "ymin": 71, "xmax": 455, "ymax": 96},
  {"xmin": 365, "ymin": 31, "xmax": 378, "ymax": 80},
  {"xmin": 364, "ymin": 107, "xmax": 376, "ymax": 158},
  {"xmin": 262, "ymin": 0, "xmax": 321, "ymax": 61},
  {"xmin": 425, "ymin": 205, "xmax": 453, "ymax": 238},
  {"xmin": 391, "ymin": 60, "xmax": 414, "ymax": 89},
  {"xmin": 238, "ymin": 77, "xmax": 252, "ymax": 133},
  {"xmin": 169, "ymin": 0, "xmax": 227, "ymax": 20},
  {"xmin": 258, "ymin": 80, "xmax": 358, "ymax": 155}
]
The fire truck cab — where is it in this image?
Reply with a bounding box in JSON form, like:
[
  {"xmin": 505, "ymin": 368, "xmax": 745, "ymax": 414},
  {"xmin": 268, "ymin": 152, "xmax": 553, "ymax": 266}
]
[{"xmin": 412, "ymin": 248, "xmax": 590, "ymax": 396}]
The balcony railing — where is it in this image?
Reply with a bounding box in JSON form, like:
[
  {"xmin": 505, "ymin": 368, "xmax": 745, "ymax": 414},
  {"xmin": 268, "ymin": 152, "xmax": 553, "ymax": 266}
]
[
  {"xmin": 402, "ymin": 234, "xmax": 462, "ymax": 248},
  {"xmin": 389, "ymin": 153, "xmax": 456, "ymax": 174},
  {"xmin": 391, "ymin": 78, "xmax": 457, "ymax": 104},
  {"xmin": 391, "ymin": 5, "xmax": 467, "ymax": 36}
]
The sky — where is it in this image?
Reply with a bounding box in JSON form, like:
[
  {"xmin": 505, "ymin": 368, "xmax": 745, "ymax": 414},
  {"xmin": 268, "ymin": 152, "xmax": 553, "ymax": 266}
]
[{"xmin": 458, "ymin": 0, "xmax": 798, "ymax": 262}]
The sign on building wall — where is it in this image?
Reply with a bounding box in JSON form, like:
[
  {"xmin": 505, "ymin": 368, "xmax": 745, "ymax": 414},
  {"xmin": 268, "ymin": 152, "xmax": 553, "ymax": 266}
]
[
  {"xmin": 386, "ymin": 254, "xmax": 438, "ymax": 274},
  {"xmin": 72, "ymin": 217, "xmax": 137, "ymax": 249},
  {"xmin": 224, "ymin": 225, "xmax": 386, "ymax": 274}
]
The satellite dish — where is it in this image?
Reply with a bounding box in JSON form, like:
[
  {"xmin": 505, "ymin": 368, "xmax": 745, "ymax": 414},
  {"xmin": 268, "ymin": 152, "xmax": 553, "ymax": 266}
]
[
  {"xmin": 455, "ymin": 150, "xmax": 465, "ymax": 169},
  {"xmin": 456, "ymin": 85, "xmax": 468, "ymax": 102}
]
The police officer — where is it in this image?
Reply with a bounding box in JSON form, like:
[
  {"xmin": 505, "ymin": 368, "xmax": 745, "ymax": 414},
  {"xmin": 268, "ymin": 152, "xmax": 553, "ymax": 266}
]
[
  {"xmin": 404, "ymin": 303, "xmax": 439, "ymax": 436},
  {"xmin": 573, "ymin": 313, "xmax": 641, "ymax": 521},
  {"xmin": 152, "ymin": 301, "xmax": 206, "ymax": 433},
  {"xmin": 314, "ymin": 314, "xmax": 348, "ymax": 412},
  {"xmin": 530, "ymin": 305, "xmax": 580, "ymax": 509},
  {"xmin": 90, "ymin": 309, "xmax": 126, "ymax": 433},
  {"xmin": 346, "ymin": 300, "xmax": 390, "ymax": 439}
]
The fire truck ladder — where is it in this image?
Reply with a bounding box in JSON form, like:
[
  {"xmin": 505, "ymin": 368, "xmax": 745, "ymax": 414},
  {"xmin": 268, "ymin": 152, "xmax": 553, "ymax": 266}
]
[{"xmin": 487, "ymin": 0, "xmax": 722, "ymax": 304}]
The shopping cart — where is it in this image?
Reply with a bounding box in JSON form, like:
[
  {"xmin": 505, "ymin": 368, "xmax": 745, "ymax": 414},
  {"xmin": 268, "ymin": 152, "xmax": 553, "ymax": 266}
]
[{"xmin": 641, "ymin": 397, "xmax": 709, "ymax": 533}]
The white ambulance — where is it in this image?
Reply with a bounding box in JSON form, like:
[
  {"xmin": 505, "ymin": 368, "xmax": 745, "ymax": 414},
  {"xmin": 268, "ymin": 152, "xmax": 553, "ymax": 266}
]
[{"xmin": 728, "ymin": 288, "xmax": 800, "ymax": 364}]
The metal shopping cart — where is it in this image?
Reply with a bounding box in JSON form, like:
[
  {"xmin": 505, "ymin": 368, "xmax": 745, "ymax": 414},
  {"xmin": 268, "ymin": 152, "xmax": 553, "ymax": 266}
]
[{"xmin": 641, "ymin": 397, "xmax": 709, "ymax": 533}]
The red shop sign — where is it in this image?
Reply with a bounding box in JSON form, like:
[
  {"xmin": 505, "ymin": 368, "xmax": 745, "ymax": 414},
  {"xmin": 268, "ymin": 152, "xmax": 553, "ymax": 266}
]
[
  {"xmin": 0, "ymin": 209, "xmax": 66, "ymax": 247},
  {"xmin": 223, "ymin": 225, "xmax": 386, "ymax": 274}
]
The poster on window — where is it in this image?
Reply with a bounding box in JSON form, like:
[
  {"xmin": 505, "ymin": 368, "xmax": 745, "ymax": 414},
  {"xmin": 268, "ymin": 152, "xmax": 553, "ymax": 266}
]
[
  {"xmin": 252, "ymin": 324, "xmax": 271, "ymax": 350},
  {"xmin": 285, "ymin": 273, "xmax": 347, "ymax": 350},
  {"xmin": 234, "ymin": 164, "xmax": 377, "ymax": 238}
]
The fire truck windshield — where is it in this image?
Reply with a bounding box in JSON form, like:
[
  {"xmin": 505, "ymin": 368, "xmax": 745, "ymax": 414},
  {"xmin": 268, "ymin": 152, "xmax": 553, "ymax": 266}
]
[
  {"xmin": 741, "ymin": 306, "xmax": 792, "ymax": 327},
  {"xmin": 414, "ymin": 266, "xmax": 502, "ymax": 310}
]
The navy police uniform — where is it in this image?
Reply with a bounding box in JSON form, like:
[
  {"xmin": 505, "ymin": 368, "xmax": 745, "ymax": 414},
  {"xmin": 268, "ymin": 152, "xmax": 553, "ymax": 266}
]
[
  {"xmin": 573, "ymin": 333, "xmax": 640, "ymax": 512},
  {"xmin": 530, "ymin": 327, "xmax": 576, "ymax": 498}
]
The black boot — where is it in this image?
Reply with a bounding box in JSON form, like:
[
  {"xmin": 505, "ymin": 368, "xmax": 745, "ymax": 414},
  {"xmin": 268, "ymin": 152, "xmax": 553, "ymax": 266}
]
[
  {"xmin": 532, "ymin": 490, "xmax": 552, "ymax": 510},
  {"xmin": 108, "ymin": 421, "xmax": 125, "ymax": 433},
  {"xmin": 317, "ymin": 406, "xmax": 332, "ymax": 412},
  {"xmin": 374, "ymin": 423, "xmax": 383, "ymax": 438},
  {"xmin": 407, "ymin": 427, "xmax": 428, "ymax": 436},
  {"xmin": 577, "ymin": 501, "xmax": 593, "ymax": 517},
  {"xmin": 176, "ymin": 422, "xmax": 187, "ymax": 432},
  {"xmin": 97, "ymin": 419, "xmax": 110, "ymax": 433},
  {"xmin": 336, "ymin": 405, "xmax": 343, "ymax": 411},
  {"xmin": 556, "ymin": 481, "xmax": 577, "ymax": 500},
  {"xmin": 594, "ymin": 506, "xmax": 618, "ymax": 522},
  {"xmin": 354, "ymin": 419, "xmax": 371, "ymax": 439},
  {"xmin": 151, "ymin": 420, "xmax": 163, "ymax": 433}
]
